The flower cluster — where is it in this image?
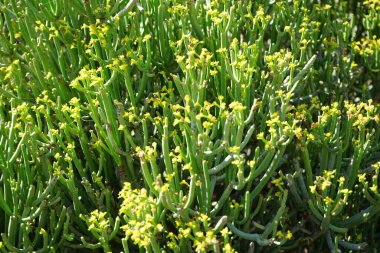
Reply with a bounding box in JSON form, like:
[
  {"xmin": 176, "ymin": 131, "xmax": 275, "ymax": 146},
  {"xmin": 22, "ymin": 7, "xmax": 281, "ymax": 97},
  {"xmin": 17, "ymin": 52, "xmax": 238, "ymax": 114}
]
[{"xmin": 119, "ymin": 183, "xmax": 163, "ymax": 249}]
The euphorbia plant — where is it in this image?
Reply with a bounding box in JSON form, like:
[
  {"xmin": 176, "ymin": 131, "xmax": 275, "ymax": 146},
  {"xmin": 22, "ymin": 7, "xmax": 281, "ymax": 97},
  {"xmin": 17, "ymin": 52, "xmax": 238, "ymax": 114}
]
[{"xmin": 0, "ymin": 0, "xmax": 379, "ymax": 252}]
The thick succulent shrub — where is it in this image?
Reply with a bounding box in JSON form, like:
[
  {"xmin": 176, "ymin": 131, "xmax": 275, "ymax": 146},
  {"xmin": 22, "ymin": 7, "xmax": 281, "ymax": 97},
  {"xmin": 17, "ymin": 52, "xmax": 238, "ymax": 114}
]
[{"xmin": 0, "ymin": 0, "xmax": 380, "ymax": 252}]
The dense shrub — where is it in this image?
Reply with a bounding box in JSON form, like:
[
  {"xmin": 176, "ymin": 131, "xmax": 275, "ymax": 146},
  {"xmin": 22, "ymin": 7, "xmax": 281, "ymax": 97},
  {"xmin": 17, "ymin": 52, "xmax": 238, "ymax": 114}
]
[{"xmin": 0, "ymin": 0, "xmax": 379, "ymax": 252}]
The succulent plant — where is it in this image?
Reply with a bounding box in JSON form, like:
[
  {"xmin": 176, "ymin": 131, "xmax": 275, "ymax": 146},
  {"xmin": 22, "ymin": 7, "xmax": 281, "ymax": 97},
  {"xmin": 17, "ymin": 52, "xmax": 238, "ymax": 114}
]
[{"xmin": 0, "ymin": 0, "xmax": 379, "ymax": 252}]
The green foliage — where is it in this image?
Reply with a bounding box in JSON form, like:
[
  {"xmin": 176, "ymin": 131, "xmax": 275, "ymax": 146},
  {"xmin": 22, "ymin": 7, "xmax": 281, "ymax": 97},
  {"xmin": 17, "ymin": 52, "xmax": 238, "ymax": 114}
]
[{"xmin": 0, "ymin": 0, "xmax": 380, "ymax": 252}]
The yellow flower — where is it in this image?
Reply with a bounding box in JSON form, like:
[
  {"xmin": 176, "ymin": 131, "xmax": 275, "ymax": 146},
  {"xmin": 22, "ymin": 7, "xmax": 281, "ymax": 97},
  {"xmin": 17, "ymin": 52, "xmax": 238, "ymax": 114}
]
[
  {"xmin": 54, "ymin": 153, "xmax": 61, "ymax": 160},
  {"xmin": 340, "ymin": 189, "xmax": 352, "ymax": 196},
  {"xmin": 324, "ymin": 197, "xmax": 333, "ymax": 205},
  {"xmin": 156, "ymin": 224, "xmax": 163, "ymax": 232},
  {"xmin": 321, "ymin": 180, "xmax": 331, "ymax": 191},
  {"xmin": 229, "ymin": 146, "xmax": 240, "ymax": 154},
  {"xmin": 221, "ymin": 227, "xmax": 231, "ymax": 237},
  {"xmin": 358, "ymin": 174, "xmax": 366, "ymax": 183},
  {"xmin": 143, "ymin": 34, "xmax": 152, "ymax": 42},
  {"xmin": 285, "ymin": 230, "xmax": 293, "ymax": 240},
  {"xmin": 271, "ymin": 178, "xmax": 283, "ymax": 188},
  {"xmin": 370, "ymin": 185, "xmax": 378, "ymax": 193},
  {"xmin": 309, "ymin": 185, "xmax": 317, "ymax": 194},
  {"xmin": 67, "ymin": 143, "xmax": 75, "ymax": 151},
  {"xmin": 229, "ymin": 101, "xmax": 245, "ymax": 112},
  {"xmin": 295, "ymin": 127, "xmax": 303, "ymax": 139}
]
